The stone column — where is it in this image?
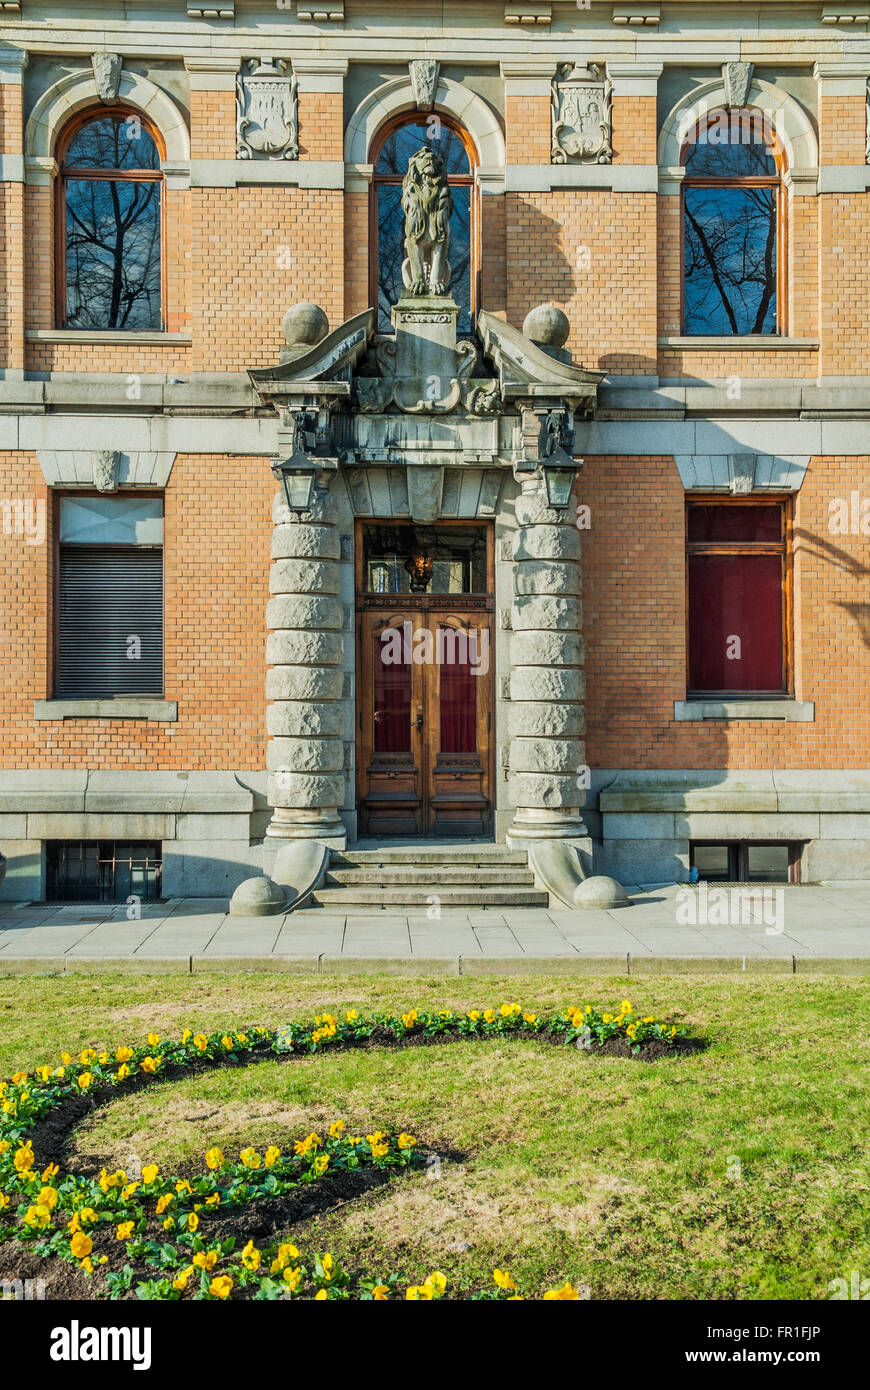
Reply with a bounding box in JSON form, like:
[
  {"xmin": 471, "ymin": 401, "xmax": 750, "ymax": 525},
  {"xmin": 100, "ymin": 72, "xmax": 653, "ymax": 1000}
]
[
  {"xmin": 506, "ymin": 477, "xmax": 587, "ymax": 845},
  {"xmin": 265, "ymin": 477, "xmax": 347, "ymax": 849}
]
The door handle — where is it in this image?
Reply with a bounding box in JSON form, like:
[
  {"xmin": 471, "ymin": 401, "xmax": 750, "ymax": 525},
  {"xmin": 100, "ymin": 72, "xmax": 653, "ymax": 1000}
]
[{"xmin": 415, "ymin": 714, "xmax": 424, "ymax": 730}]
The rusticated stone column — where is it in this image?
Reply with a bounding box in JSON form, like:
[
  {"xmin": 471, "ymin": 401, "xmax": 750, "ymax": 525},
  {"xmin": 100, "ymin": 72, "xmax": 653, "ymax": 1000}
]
[
  {"xmin": 506, "ymin": 477, "xmax": 587, "ymax": 845},
  {"xmin": 265, "ymin": 478, "xmax": 347, "ymax": 849}
]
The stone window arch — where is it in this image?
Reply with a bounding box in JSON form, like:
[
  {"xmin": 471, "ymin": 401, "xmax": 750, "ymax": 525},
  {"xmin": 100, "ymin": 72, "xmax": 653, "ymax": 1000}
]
[
  {"xmin": 680, "ymin": 109, "xmax": 787, "ymax": 336},
  {"xmin": 56, "ymin": 106, "xmax": 165, "ymax": 331},
  {"xmin": 370, "ymin": 112, "xmax": 477, "ymax": 334}
]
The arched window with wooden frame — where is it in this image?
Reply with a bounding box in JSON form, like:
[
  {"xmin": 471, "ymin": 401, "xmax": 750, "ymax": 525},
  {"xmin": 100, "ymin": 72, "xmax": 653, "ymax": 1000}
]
[
  {"xmin": 370, "ymin": 114, "xmax": 477, "ymax": 335},
  {"xmin": 56, "ymin": 106, "xmax": 165, "ymax": 331},
  {"xmin": 681, "ymin": 109, "xmax": 786, "ymax": 336}
]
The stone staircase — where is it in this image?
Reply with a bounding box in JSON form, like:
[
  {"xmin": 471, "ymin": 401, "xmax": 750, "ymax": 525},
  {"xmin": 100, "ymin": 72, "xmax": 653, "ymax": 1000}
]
[{"xmin": 312, "ymin": 844, "xmax": 548, "ymax": 910}]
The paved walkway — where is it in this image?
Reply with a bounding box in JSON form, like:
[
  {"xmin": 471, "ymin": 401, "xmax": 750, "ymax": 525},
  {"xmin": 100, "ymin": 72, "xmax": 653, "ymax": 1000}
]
[{"xmin": 0, "ymin": 881, "xmax": 868, "ymax": 973}]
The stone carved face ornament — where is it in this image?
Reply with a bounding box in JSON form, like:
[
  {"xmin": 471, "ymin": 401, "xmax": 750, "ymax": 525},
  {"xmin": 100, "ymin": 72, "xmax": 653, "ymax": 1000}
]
[{"xmin": 401, "ymin": 147, "xmax": 453, "ymax": 296}]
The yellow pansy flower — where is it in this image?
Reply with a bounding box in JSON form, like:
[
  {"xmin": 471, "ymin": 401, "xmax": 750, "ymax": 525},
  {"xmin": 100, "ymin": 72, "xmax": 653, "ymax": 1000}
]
[
  {"xmin": 70, "ymin": 1232, "xmax": 93, "ymax": 1260},
  {"xmin": 141, "ymin": 1164, "xmax": 159, "ymax": 1185},
  {"xmin": 209, "ymin": 1275, "xmax": 233, "ymax": 1300},
  {"xmin": 205, "ymin": 1147, "xmax": 224, "ymax": 1170},
  {"xmin": 544, "ymin": 1281, "xmax": 581, "ymax": 1300}
]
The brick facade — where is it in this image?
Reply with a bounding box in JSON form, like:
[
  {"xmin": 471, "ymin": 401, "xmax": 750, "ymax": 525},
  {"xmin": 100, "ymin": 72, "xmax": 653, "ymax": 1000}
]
[{"xmin": 2, "ymin": 4, "xmax": 870, "ymax": 892}]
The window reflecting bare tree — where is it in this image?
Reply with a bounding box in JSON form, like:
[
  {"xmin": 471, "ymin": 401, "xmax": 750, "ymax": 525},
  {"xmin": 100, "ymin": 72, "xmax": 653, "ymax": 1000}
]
[
  {"xmin": 60, "ymin": 112, "xmax": 163, "ymax": 331},
  {"xmin": 682, "ymin": 113, "xmax": 780, "ymax": 336}
]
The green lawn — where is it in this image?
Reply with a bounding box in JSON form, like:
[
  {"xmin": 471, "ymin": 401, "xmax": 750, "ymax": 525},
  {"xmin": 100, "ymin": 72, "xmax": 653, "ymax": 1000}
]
[{"xmin": 1, "ymin": 972, "xmax": 867, "ymax": 1299}]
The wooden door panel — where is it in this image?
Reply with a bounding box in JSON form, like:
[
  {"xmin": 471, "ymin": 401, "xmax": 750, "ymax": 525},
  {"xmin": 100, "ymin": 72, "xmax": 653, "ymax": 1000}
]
[
  {"xmin": 425, "ymin": 614, "xmax": 492, "ymax": 837},
  {"xmin": 357, "ymin": 607, "xmax": 494, "ymax": 838},
  {"xmin": 358, "ymin": 612, "xmax": 424, "ymax": 836}
]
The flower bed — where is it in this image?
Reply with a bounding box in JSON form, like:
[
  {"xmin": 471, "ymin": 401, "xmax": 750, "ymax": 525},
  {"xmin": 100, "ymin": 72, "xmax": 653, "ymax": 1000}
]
[{"xmin": 0, "ymin": 1001, "xmax": 692, "ymax": 1300}]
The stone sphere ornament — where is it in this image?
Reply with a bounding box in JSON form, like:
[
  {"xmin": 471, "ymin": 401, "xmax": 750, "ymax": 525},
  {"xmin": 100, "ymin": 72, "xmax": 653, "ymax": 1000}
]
[
  {"xmin": 573, "ymin": 875, "xmax": 632, "ymax": 910},
  {"xmin": 281, "ymin": 302, "xmax": 329, "ymax": 352},
  {"xmin": 229, "ymin": 875, "xmax": 287, "ymax": 917},
  {"xmin": 523, "ymin": 303, "xmax": 570, "ymax": 349}
]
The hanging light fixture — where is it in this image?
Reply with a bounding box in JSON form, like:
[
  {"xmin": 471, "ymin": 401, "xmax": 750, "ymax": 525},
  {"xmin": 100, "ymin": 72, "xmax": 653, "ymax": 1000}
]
[{"xmin": 404, "ymin": 549, "xmax": 433, "ymax": 592}]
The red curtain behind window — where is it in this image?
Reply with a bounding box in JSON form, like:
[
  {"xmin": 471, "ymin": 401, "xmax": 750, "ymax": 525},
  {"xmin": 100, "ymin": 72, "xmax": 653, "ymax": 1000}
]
[
  {"xmin": 689, "ymin": 553, "xmax": 783, "ymax": 692},
  {"xmin": 440, "ymin": 636, "xmax": 476, "ymax": 753},
  {"xmin": 373, "ymin": 634, "xmax": 411, "ymax": 752}
]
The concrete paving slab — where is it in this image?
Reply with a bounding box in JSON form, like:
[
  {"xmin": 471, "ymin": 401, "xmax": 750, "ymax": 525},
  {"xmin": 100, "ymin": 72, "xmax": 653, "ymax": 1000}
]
[
  {"xmin": 0, "ymin": 884, "xmax": 868, "ymax": 972},
  {"xmin": 472, "ymin": 926, "xmax": 522, "ymax": 956}
]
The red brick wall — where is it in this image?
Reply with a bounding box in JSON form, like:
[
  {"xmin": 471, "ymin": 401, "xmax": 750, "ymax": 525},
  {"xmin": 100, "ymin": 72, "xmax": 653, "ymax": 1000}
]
[
  {"xmin": 506, "ymin": 190, "xmax": 658, "ymax": 373},
  {"xmin": 579, "ymin": 456, "xmax": 870, "ymax": 770},
  {"xmin": 0, "ymin": 454, "xmax": 272, "ymax": 772},
  {"xmin": 190, "ymin": 187, "xmax": 344, "ymax": 370}
]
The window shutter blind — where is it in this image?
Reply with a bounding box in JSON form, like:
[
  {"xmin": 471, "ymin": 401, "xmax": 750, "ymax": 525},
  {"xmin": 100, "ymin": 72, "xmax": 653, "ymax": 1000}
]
[{"xmin": 57, "ymin": 547, "xmax": 163, "ymax": 697}]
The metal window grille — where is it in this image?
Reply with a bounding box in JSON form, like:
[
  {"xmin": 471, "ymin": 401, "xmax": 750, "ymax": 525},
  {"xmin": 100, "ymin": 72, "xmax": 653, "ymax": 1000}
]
[{"xmin": 45, "ymin": 841, "xmax": 163, "ymax": 902}]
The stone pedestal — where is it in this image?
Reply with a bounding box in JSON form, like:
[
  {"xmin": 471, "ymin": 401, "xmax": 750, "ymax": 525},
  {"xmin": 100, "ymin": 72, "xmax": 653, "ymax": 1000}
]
[
  {"xmin": 506, "ymin": 478, "xmax": 588, "ymax": 846},
  {"xmin": 265, "ymin": 478, "xmax": 346, "ymax": 849}
]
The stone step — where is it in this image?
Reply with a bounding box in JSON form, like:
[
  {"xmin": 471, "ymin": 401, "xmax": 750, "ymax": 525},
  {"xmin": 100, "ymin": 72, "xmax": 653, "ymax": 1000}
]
[
  {"xmin": 327, "ymin": 866, "xmax": 535, "ymax": 886},
  {"xmin": 313, "ymin": 886, "xmax": 549, "ymax": 908},
  {"xmin": 334, "ymin": 848, "xmax": 529, "ymax": 867}
]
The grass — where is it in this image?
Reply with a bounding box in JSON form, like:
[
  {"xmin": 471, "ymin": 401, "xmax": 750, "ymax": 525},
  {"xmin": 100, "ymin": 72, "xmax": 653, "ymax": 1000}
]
[{"xmin": 1, "ymin": 971, "xmax": 868, "ymax": 1299}]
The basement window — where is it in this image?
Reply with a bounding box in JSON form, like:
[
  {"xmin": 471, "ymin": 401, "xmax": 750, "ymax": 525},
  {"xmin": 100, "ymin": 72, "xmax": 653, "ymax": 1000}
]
[
  {"xmin": 690, "ymin": 842, "xmax": 800, "ymax": 884},
  {"xmin": 45, "ymin": 841, "xmax": 163, "ymax": 902}
]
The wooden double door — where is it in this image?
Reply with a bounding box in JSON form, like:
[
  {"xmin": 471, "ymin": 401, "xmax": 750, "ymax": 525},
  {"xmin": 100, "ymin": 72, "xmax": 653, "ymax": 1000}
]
[{"xmin": 358, "ymin": 600, "xmax": 494, "ymax": 837}]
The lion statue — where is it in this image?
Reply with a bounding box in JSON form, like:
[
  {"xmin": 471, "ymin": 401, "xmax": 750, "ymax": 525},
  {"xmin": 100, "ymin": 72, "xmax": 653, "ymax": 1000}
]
[{"xmin": 401, "ymin": 146, "xmax": 453, "ymax": 297}]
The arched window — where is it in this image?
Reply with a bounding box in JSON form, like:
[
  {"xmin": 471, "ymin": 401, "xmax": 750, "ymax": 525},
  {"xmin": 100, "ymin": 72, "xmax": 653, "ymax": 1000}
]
[
  {"xmin": 57, "ymin": 108, "xmax": 164, "ymax": 331},
  {"xmin": 682, "ymin": 110, "xmax": 785, "ymax": 336},
  {"xmin": 371, "ymin": 115, "xmax": 476, "ymax": 334}
]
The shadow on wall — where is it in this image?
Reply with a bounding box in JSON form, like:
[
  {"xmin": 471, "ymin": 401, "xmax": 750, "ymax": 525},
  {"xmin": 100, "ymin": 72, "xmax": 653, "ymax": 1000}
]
[
  {"xmin": 505, "ymin": 201, "xmax": 575, "ymax": 332},
  {"xmin": 794, "ymin": 526, "xmax": 870, "ymax": 650}
]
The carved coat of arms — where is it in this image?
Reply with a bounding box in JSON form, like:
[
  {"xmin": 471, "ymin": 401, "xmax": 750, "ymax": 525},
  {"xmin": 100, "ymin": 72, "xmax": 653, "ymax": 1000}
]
[
  {"xmin": 551, "ymin": 63, "xmax": 613, "ymax": 165},
  {"xmin": 236, "ymin": 58, "xmax": 298, "ymax": 161}
]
